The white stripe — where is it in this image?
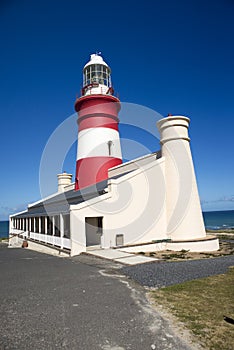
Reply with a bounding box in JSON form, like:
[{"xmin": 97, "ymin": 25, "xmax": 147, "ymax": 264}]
[{"xmin": 77, "ymin": 127, "xmax": 122, "ymax": 160}]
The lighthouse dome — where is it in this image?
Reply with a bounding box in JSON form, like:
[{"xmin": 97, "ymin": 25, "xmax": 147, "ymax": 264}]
[{"xmin": 83, "ymin": 53, "xmax": 109, "ymax": 70}]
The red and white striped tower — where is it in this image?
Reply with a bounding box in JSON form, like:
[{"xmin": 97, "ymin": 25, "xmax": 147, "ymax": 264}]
[{"xmin": 74, "ymin": 53, "xmax": 122, "ymax": 190}]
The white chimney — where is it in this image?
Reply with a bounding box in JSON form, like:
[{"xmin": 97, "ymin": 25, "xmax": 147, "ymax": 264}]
[{"xmin": 57, "ymin": 172, "xmax": 72, "ymax": 192}]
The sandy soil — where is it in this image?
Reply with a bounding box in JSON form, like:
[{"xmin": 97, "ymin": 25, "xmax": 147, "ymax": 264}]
[{"xmin": 141, "ymin": 238, "xmax": 234, "ymax": 261}]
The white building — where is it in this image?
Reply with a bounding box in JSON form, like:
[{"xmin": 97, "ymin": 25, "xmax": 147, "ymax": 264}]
[{"xmin": 9, "ymin": 54, "xmax": 219, "ymax": 256}]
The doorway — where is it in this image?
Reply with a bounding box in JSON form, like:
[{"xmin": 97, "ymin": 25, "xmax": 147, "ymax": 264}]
[{"xmin": 85, "ymin": 217, "xmax": 103, "ymax": 247}]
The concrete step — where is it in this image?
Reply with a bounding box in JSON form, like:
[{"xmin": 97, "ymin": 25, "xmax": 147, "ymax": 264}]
[{"xmin": 86, "ymin": 248, "xmax": 158, "ymax": 265}]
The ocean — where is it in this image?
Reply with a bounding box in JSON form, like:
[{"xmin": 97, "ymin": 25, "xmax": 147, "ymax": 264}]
[
  {"xmin": 0, "ymin": 221, "xmax": 9, "ymax": 238},
  {"xmin": 202, "ymin": 210, "xmax": 234, "ymax": 230},
  {"xmin": 0, "ymin": 210, "xmax": 233, "ymax": 238}
]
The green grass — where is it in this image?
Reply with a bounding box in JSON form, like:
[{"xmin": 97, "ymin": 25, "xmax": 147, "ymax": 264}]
[{"xmin": 151, "ymin": 267, "xmax": 234, "ymax": 350}]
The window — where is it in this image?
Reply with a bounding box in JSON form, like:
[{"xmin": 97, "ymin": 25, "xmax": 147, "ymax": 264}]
[
  {"xmin": 41, "ymin": 217, "xmax": 45, "ymax": 234},
  {"xmin": 63, "ymin": 214, "xmax": 70, "ymax": 238},
  {"xmin": 31, "ymin": 218, "xmax": 34, "ymax": 232},
  {"xmin": 47, "ymin": 217, "xmax": 53, "ymax": 235},
  {"xmin": 83, "ymin": 64, "xmax": 111, "ymax": 87},
  {"xmin": 35, "ymin": 217, "xmax": 39, "ymax": 233},
  {"xmin": 54, "ymin": 215, "xmax": 60, "ymax": 237},
  {"xmin": 107, "ymin": 140, "xmax": 113, "ymax": 156}
]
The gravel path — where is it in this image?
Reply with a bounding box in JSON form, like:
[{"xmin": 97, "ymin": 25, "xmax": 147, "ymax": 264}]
[{"xmin": 121, "ymin": 255, "xmax": 234, "ymax": 288}]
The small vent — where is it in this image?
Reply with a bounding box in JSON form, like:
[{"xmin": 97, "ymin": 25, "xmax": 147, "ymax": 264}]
[{"xmin": 116, "ymin": 234, "xmax": 124, "ymax": 246}]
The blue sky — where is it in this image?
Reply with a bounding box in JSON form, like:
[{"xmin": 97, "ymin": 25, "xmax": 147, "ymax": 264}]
[{"xmin": 0, "ymin": 0, "xmax": 234, "ymax": 219}]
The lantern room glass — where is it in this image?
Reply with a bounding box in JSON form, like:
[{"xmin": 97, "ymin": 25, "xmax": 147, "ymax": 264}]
[{"xmin": 83, "ymin": 64, "xmax": 111, "ymax": 87}]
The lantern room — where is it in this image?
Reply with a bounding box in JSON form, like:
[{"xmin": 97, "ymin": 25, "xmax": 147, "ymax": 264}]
[{"xmin": 82, "ymin": 53, "xmax": 113, "ymax": 96}]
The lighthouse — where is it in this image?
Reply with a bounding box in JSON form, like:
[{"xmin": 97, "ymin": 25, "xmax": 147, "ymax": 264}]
[
  {"xmin": 9, "ymin": 53, "xmax": 220, "ymax": 255},
  {"xmin": 74, "ymin": 53, "xmax": 122, "ymax": 190}
]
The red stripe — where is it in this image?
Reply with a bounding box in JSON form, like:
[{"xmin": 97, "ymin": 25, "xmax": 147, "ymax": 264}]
[
  {"xmin": 78, "ymin": 116, "xmax": 119, "ymax": 131},
  {"xmin": 75, "ymin": 157, "xmax": 122, "ymax": 190},
  {"xmin": 75, "ymin": 95, "xmax": 121, "ymax": 119}
]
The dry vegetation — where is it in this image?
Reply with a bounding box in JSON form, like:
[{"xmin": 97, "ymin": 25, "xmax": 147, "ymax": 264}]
[{"xmin": 139, "ymin": 239, "xmax": 234, "ymax": 261}]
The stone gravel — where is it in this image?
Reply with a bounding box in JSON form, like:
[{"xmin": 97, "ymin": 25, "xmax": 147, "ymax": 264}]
[{"xmin": 121, "ymin": 255, "xmax": 234, "ymax": 288}]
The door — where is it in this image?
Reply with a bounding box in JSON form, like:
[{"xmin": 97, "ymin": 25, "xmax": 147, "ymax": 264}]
[{"xmin": 85, "ymin": 217, "xmax": 103, "ymax": 246}]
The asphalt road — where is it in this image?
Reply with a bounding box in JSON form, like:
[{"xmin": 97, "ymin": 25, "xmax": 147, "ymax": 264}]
[{"xmin": 0, "ymin": 245, "xmax": 193, "ymax": 350}]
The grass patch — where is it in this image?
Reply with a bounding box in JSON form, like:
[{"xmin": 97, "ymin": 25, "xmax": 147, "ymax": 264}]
[
  {"xmin": 151, "ymin": 267, "xmax": 234, "ymax": 349},
  {"xmin": 0, "ymin": 237, "xmax": 8, "ymax": 242}
]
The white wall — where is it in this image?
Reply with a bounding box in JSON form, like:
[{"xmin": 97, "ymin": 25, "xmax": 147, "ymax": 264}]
[
  {"xmin": 70, "ymin": 115, "xmax": 219, "ymax": 253},
  {"xmin": 70, "ymin": 157, "xmax": 168, "ymax": 249},
  {"xmin": 157, "ymin": 116, "xmax": 207, "ymax": 241}
]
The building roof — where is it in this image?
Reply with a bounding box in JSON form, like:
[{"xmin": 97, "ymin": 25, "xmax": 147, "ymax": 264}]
[
  {"xmin": 12, "ymin": 151, "xmax": 162, "ymax": 219},
  {"xmin": 14, "ymin": 180, "xmax": 108, "ymax": 218}
]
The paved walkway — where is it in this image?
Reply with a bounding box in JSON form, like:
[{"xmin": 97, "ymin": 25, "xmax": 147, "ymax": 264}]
[
  {"xmin": 0, "ymin": 245, "xmax": 194, "ymax": 350},
  {"xmin": 86, "ymin": 247, "xmax": 158, "ymax": 265}
]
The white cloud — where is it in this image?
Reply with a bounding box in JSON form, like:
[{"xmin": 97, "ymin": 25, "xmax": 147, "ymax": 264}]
[{"xmin": 0, "ymin": 203, "xmax": 28, "ymax": 221}]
